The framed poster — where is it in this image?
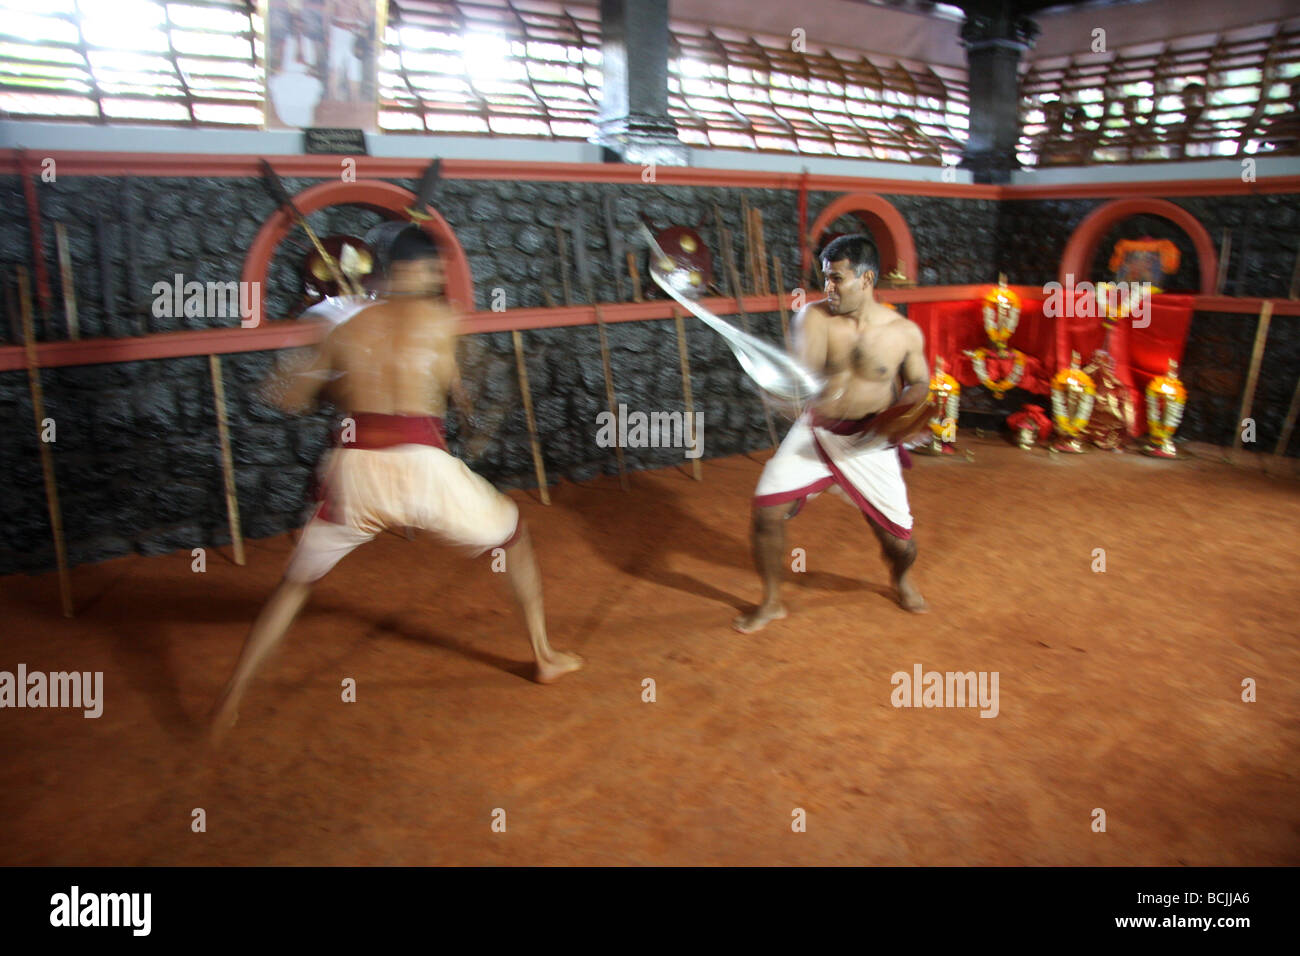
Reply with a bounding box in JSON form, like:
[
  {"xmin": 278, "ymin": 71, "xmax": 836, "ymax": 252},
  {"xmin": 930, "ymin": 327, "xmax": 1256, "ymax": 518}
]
[{"xmin": 263, "ymin": 0, "xmax": 385, "ymax": 132}]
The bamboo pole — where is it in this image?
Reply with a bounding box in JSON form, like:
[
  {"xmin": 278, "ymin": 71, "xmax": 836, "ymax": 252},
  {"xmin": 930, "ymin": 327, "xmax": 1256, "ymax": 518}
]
[
  {"xmin": 1215, "ymin": 230, "xmax": 1231, "ymax": 295},
  {"xmin": 512, "ymin": 329, "xmax": 551, "ymax": 505},
  {"xmin": 673, "ymin": 306, "xmax": 702, "ymax": 481},
  {"xmin": 773, "ymin": 255, "xmax": 790, "ymax": 349},
  {"xmin": 1273, "ymin": 369, "xmax": 1300, "ymax": 459},
  {"xmin": 17, "ymin": 267, "xmax": 73, "ymax": 617},
  {"xmin": 718, "ymin": 225, "xmax": 779, "ymax": 452},
  {"xmin": 54, "ymin": 224, "xmax": 79, "ymax": 340},
  {"xmin": 209, "ymin": 354, "xmax": 246, "ymax": 565},
  {"xmin": 1232, "ymin": 299, "xmax": 1273, "ymax": 456}
]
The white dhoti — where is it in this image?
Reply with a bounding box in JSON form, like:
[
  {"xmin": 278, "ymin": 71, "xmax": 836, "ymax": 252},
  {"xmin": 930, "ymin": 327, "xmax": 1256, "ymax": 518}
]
[
  {"xmin": 753, "ymin": 413, "xmax": 914, "ymax": 539},
  {"xmin": 286, "ymin": 415, "xmax": 519, "ymax": 582}
]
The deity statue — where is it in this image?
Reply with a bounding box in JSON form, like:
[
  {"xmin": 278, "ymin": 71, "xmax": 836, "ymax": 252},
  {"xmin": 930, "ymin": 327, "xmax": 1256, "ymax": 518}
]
[
  {"xmin": 965, "ymin": 274, "xmax": 1027, "ymax": 399},
  {"xmin": 1081, "ymin": 349, "xmax": 1136, "ymax": 450},
  {"xmin": 1143, "ymin": 359, "xmax": 1187, "ymax": 458},
  {"xmin": 920, "ymin": 356, "xmax": 961, "ymax": 454},
  {"xmin": 1051, "ymin": 351, "xmax": 1096, "ymax": 453}
]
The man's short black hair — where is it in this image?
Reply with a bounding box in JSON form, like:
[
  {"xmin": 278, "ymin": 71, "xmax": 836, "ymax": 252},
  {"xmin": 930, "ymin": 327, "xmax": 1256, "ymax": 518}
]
[
  {"xmin": 389, "ymin": 225, "xmax": 440, "ymax": 265},
  {"xmin": 821, "ymin": 234, "xmax": 879, "ymax": 283}
]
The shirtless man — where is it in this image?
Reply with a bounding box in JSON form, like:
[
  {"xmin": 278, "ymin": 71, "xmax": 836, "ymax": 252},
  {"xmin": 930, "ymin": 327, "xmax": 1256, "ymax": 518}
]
[
  {"xmin": 210, "ymin": 225, "xmax": 581, "ymax": 742},
  {"xmin": 733, "ymin": 234, "xmax": 930, "ymax": 633}
]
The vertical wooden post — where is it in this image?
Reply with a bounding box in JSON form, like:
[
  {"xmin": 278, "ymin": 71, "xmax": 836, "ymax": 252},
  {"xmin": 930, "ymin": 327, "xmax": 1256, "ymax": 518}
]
[
  {"xmin": 17, "ymin": 267, "xmax": 73, "ymax": 617},
  {"xmin": 673, "ymin": 306, "xmax": 702, "ymax": 481},
  {"xmin": 1232, "ymin": 300, "xmax": 1273, "ymax": 456},
  {"xmin": 512, "ymin": 329, "xmax": 551, "ymax": 505},
  {"xmin": 209, "ymin": 354, "xmax": 246, "ymax": 565}
]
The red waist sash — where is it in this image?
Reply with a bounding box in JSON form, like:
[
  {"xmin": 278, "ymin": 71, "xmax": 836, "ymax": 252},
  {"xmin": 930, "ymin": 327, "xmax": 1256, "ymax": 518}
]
[
  {"xmin": 337, "ymin": 413, "xmax": 447, "ymax": 450},
  {"xmin": 810, "ymin": 411, "xmax": 879, "ymax": 435}
]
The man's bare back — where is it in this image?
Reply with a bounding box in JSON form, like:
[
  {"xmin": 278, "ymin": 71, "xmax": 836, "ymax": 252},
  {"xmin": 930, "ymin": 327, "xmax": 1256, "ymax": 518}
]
[{"xmin": 282, "ymin": 297, "xmax": 459, "ymax": 417}]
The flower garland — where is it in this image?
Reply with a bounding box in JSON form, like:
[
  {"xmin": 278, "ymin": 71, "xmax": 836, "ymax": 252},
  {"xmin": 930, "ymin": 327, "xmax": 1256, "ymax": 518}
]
[
  {"xmin": 968, "ymin": 347, "xmax": 1026, "ymax": 398},
  {"xmin": 981, "ymin": 278, "xmax": 1021, "ymax": 348},
  {"xmin": 927, "ymin": 369, "xmax": 961, "ymax": 438},
  {"xmin": 1051, "ymin": 364, "xmax": 1096, "ymax": 436},
  {"xmin": 1146, "ymin": 366, "xmax": 1187, "ymax": 439}
]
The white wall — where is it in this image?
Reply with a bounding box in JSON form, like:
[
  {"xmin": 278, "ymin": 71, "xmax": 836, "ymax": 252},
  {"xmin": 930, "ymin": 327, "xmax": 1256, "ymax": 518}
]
[{"xmin": 4, "ymin": 119, "xmax": 1298, "ymax": 184}]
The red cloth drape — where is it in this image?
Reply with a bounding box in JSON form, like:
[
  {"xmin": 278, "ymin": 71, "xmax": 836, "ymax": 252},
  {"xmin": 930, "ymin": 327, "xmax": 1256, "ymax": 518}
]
[
  {"xmin": 911, "ymin": 292, "xmax": 1195, "ymax": 438},
  {"xmin": 911, "ymin": 298, "xmax": 1053, "ymax": 395}
]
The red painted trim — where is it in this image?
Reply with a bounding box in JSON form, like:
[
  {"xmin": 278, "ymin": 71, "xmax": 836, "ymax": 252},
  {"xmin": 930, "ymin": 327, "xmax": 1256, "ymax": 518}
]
[
  {"xmin": 1005, "ymin": 176, "xmax": 1300, "ymax": 200},
  {"xmin": 753, "ymin": 477, "xmax": 835, "ymax": 509},
  {"xmin": 240, "ymin": 178, "xmax": 475, "ymax": 318},
  {"xmin": 0, "ymin": 150, "xmax": 987, "ymax": 195},
  {"xmin": 3, "ymin": 290, "xmax": 1294, "ymax": 373},
  {"xmin": 5, "ymin": 150, "xmax": 1296, "ymax": 200},
  {"xmin": 808, "ymin": 193, "xmax": 918, "ymax": 283}
]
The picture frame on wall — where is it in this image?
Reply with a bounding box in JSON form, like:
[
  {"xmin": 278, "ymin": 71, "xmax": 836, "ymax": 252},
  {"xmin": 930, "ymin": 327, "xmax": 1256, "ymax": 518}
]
[{"xmin": 263, "ymin": 0, "xmax": 385, "ymax": 132}]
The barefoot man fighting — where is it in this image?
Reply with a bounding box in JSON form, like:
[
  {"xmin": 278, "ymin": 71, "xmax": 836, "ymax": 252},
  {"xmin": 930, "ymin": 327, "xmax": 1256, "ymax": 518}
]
[
  {"xmin": 211, "ymin": 224, "xmax": 581, "ymax": 741},
  {"xmin": 734, "ymin": 235, "xmax": 931, "ymax": 633}
]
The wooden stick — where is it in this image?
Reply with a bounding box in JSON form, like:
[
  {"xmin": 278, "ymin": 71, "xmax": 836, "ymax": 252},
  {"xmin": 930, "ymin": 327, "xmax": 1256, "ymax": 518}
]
[
  {"xmin": 711, "ymin": 203, "xmax": 730, "ymax": 297},
  {"xmin": 719, "ymin": 226, "xmax": 779, "ymax": 451},
  {"xmin": 1215, "ymin": 230, "xmax": 1231, "ymax": 295},
  {"xmin": 54, "ymin": 224, "xmax": 79, "ymax": 341},
  {"xmin": 741, "ymin": 196, "xmax": 755, "ymax": 295},
  {"xmin": 673, "ymin": 306, "xmax": 702, "ymax": 481},
  {"xmin": 626, "ymin": 251, "xmax": 643, "ymax": 302},
  {"xmin": 209, "ymin": 354, "xmax": 246, "ymax": 565},
  {"xmin": 591, "ymin": 300, "xmax": 629, "ymax": 490},
  {"xmin": 1274, "ymin": 369, "xmax": 1300, "ymax": 458},
  {"xmin": 773, "ymin": 255, "xmax": 790, "ymax": 350},
  {"xmin": 17, "ymin": 267, "xmax": 73, "ymax": 617},
  {"xmin": 1233, "ymin": 299, "xmax": 1273, "ymax": 454},
  {"xmin": 512, "ymin": 329, "xmax": 551, "ymax": 505},
  {"xmin": 754, "ymin": 208, "xmax": 770, "ymax": 296}
]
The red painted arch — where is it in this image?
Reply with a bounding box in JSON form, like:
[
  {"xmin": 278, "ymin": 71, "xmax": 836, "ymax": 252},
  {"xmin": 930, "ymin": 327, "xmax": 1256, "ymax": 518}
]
[
  {"xmin": 1058, "ymin": 198, "xmax": 1217, "ymax": 296},
  {"xmin": 808, "ymin": 193, "xmax": 918, "ymax": 285},
  {"xmin": 240, "ymin": 179, "xmax": 475, "ymax": 321}
]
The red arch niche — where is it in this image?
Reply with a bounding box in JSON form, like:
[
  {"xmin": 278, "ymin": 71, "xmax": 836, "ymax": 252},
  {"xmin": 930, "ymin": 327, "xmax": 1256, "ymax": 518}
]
[
  {"xmin": 1058, "ymin": 198, "xmax": 1217, "ymax": 296},
  {"xmin": 808, "ymin": 193, "xmax": 918, "ymax": 284},
  {"xmin": 240, "ymin": 179, "xmax": 475, "ymax": 320}
]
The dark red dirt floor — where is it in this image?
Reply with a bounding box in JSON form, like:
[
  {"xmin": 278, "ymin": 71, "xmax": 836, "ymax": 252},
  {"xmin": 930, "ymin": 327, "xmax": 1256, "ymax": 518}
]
[{"xmin": 1, "ymin": 438, "xmax": 1297, "ymax": 865}]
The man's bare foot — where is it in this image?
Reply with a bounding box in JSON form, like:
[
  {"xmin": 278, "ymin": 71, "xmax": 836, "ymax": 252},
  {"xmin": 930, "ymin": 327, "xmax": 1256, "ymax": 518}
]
[
  {"xmin": 535, "ymin": 651, "xmax": 584, "ymax": 684},
  {"xmin": 732, "ymin": 604, "xmax": 788, "ymax": 634},
  {"xmin": 208, "ymin": 693, "xmax": 240, "ymax": 747},
  {"xmin": 896, "ymin": 579, "xmax": 929, "ymax": 613}
]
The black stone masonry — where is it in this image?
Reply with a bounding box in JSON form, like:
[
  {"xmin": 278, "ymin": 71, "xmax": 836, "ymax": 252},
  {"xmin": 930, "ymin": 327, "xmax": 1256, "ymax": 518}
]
[{"xmin": 0, "ymin": 173, "xmax": 1296, "ymax": 574}]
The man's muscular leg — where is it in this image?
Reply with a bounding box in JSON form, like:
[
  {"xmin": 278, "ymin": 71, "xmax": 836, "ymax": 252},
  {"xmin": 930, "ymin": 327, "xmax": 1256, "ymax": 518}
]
[
  {"xmin": 503, "ymin": 522, "xmax": 583, "ymax": 682},
  {"xmin": 733, "ymin": 502, "xmax": 798, "ymax": 633},
  {"xmin": 209, "ymin": 577, "xmax": 313, "ymax": 744},
  {"xmin": 868, "ymin": 519, "xmax": 928, "ymax": 613}
]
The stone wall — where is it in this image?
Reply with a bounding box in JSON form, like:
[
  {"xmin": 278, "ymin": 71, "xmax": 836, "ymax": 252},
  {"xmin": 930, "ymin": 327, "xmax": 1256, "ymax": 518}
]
[{"xmin": 1, "ymin": 172, "xmax": 1297, "ymax": 574}]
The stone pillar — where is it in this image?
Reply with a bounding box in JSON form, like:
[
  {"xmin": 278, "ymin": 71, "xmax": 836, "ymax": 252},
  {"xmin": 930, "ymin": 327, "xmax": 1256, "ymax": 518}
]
[
  {"xmin": 595, "ymin": 0, "xmax": 687, "ymax": 166},
  {"xmin": 959, "ymin": 2, "xmax": 1039, "ymax": 184}
]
